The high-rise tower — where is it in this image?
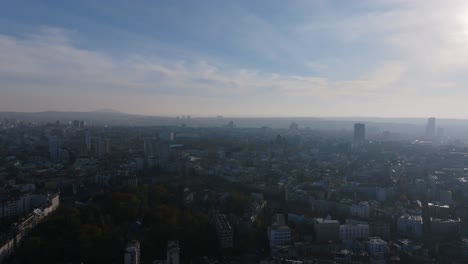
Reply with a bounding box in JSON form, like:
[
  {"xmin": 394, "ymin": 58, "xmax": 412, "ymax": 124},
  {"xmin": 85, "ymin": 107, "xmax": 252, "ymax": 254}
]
[
  {"xmin": 425, "ymin": 117, "xmax": 436, "ymax": 139},
  {"xmin": 353, "ymin": 123, "xmax": 366, "ymax": 144}
]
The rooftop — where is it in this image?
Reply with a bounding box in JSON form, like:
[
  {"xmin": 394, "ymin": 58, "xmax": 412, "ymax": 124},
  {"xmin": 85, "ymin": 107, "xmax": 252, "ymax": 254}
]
[
  {"xmin": 314, "ymin": 218, "xmax": 340, "ymax": 224},
  {"xmin": 368, "ymin": 237, "xmax": 387, "ymax": 244}
]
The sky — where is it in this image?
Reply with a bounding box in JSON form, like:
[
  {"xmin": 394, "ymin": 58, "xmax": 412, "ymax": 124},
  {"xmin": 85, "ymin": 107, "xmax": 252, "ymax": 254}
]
[{"xmin": 1, "ymin": 0, "xmax": 468, "ymax": 118}]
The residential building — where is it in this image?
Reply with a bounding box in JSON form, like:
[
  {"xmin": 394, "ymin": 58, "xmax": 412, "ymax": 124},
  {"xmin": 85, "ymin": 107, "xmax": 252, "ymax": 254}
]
[
  {"xmin": 0, "ymin": 194, "xmax": 49, "ymax": 219},
  {"xmin": 215, "ymin": 214, "xmax": 233, "ymax": 249},
  {"xmin": 313, "ymin": 218, "xmax": 340, "ymax": 241},
  {"xmin": 350, "ymin": 201, "xmax": 370, "ymax": 219},
  {"xmin": 268, "ymin": 225, "xmax": 291, "ymax": 248},
  {"xmin": 124, "ymin": 240, "xmax": 140, "ymax": 264},
  {"xmin": 340, "ymin": 224, "xmax": 369, "ymax": 241},
  {"xmin": 428, "ymin": 203, "xmax": 451, "ymax": 218},
  {"xmin": 0, "ymin": 193, "xmax": 59, "ymax": 262},
  {"xmin": 167, "ymin": 241, "xmax": 180, "ymax": 264},
  {"xmin": 366, "ymin": 237, "xmax": 388, "ymax": 258},
  {"xmin": 0, "ymin": 238, "xmax": 14, "ymax": 263},
  {"xmin": 397, "ymin": 215, "xmax": 423, "ymax": 239},
  {"xmin": 430, "ymin": 217, "xmax": 461, "ymax": 237}
]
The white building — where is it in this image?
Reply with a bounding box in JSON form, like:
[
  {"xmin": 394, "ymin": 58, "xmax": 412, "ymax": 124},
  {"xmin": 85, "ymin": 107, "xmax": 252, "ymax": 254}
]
[
  {"xmin": 43, "ymin": 194, "xmax": 59, "ymax": 216},
  {"xmin": 124, "ymin": 240, "xmax": 140, "ymax": 264},
  {"xmin": 0, "ymin": 194, "xmax": 49, "ymax": 218},
  {"xmin": 0, "ymin": 193, "xmax": 59, "ymax": 262},
  {"xmin": 340, "ymin": 224, "xmax": 369, "ymax": 241},
  {"xmin": 397, "ymin": 215, "xmax": 423, "ymax": 239},
  {"xmin": 0, "ymin": 238, "xmax": 14, "ymax": 263},
  {"xmin": 268, "ymin": 225, "xmax": 291, "ymax": 247},
  {"xmin": 366, "ymin": 237, "xmax": 388, "ymax": 258}
]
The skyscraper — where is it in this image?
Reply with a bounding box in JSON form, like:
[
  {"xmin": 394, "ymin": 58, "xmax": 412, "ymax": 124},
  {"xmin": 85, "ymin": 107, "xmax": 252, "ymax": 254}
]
[
  {"xmin": 289, "ymin": 122, "xmax": 299, "ymax": 131},
  {"xmin": 48, "ymin": 137, "xmax": 61, "ymax": 161},
  {"xmin": 85, "ymin": 130, "xmax": 91, "ymax": 151},
  {"xmin": 143, "ymin": 137, "xmax": 158, "ymax": 158},
  {"xmin": 72, "ymin": 120, "xmax": 80, "ymax": 128},
  {"xmin": 353, "ymin": 123, "xmax": 366, "ymax": 144},
  {"xmin": 425, "ymin": 117, "xmax": 436, "ymax": 139},
  {"xmin": 105, "ymin": 138, "xmax": 111, "ymax": 154}
]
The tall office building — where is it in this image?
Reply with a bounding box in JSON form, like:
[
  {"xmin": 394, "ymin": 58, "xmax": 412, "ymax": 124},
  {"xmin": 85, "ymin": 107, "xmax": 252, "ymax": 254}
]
[
  {"xmin": 72, "ymin": 120, "xmax": 80, "ymax": 128},
  {"xmin": 124, "ymin": 240, "xmax": 140, "ymax": 264},
  {"xmin": 91, "ymin": 137, "xmax": 107, "ymax": 158},
  {"xmin": 105, "ymin": 138, "xmax": 111, "ymax": 154},
  {"xmin": 437, "ymin": 127, "xmax": 444, "ymax": 139},
  {"xmin": 143, "ymin": 137, "xmax": 159, "ymax": 158},
  {"xmin": 48, "ymin": 137, "xmax": 61, "ymax": 161},
  {"xmin": 289, "ymin": 122, "xmax": 299, "ymax": 131},
  {"xmin": 85, "ymin": 130, "xmax": 92, "ymax": 151},
  {"xmin": 313, "ymin": 218, "xmax": 340, "ymax": 241},
  {"xmin": 426, "ymin": 117, "xmax": 436, "ymax": 139},
  {"xmin": 353, "ymin": 123, "xmax": 366, "ymax": 144}
]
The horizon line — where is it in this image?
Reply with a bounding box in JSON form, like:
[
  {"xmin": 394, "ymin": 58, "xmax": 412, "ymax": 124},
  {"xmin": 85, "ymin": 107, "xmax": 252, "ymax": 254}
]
[{"xmin": 0, "ymin": 109, "xmax": 466, "ymax": 121}]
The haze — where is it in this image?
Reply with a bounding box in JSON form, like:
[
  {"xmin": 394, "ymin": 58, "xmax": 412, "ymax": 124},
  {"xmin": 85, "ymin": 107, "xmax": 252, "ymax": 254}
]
[{"xmin": 1, "ymin": 0, "xmax": 468, "ymax": 118}]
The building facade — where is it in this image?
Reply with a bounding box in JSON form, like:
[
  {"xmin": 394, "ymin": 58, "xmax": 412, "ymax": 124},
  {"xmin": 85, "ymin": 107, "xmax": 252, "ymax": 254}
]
[
  {"xmin": 350, "ymin": 201, "xmax": 370, "ymax": 219},
  {"xmin": 313, "ymin": 218, "xmax": 340, "ymax": 241},
  {"xmin": 166, "ymin": 241, "xmax": 180, "ymax": 264},
  {"xmin": 366, "ymin": 237, "xmax": 388, "ymax": 258},
  {"xmin": 268, "ymin": 225, "xmax": 291, "ymax": 248},
  {"xmin": 215, "ymin": 214, "xmax": 233, "ymax": 249},
  {"xmin": 124, "ymin": 240, "xmax": 140, "ymax": 264},
  {"xmin": 353, "ymin": 123, "xmax": 366, "ymax": 144},
  {"xmin": 340, "ymin": 224, "xmax": 370, "ymax": 241},
  {"xmin": 397, "ymin": 215, "xmax": 423, "ymax": 239}
]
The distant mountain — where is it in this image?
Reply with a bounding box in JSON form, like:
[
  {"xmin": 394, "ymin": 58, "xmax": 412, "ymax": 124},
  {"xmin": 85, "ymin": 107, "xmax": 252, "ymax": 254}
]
[
  {"xmin": 92, "ymin": 108, "xmax": 122, "ymax": 114},
  {"xmin": 1, "ymin": 111, "xmax": 468, "ymax": 138},
  {"xmin": 0, "ymin": 111, "xmax": 176, "ymax": 126}
]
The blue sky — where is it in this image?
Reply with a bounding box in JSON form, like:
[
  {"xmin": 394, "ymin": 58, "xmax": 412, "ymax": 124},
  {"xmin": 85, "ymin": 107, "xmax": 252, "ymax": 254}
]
[{"xmin": 1, "ymin": 0, "xmax": 468, "ymax": 117}]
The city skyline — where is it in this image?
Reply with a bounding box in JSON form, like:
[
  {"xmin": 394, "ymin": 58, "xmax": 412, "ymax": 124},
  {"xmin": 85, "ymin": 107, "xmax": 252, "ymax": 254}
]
[{"xmin": 2, "ymin": 1, "xmax": 468, "ymax": 117}]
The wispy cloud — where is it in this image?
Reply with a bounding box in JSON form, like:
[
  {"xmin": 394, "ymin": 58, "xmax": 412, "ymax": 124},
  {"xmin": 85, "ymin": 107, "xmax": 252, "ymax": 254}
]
[{"xmin": 0, "ymin": 26, "xmax": 412, "ymax": 116}]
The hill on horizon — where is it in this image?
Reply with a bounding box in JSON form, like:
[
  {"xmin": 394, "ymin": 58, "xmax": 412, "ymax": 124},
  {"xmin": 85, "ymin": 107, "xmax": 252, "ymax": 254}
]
[{"xmin": 2, "ymin": 110, "xmax": 468, "ymax": 138}]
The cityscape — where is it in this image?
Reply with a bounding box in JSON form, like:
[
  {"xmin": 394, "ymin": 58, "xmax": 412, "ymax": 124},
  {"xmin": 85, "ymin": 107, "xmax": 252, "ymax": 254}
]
[
  {"xmin": 2, "ymin": 1, "xmax": 468, "ymax": 263},
  {"xmin": 1, "ymin": 115, "xmax": 468, "ymax": 263}
]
